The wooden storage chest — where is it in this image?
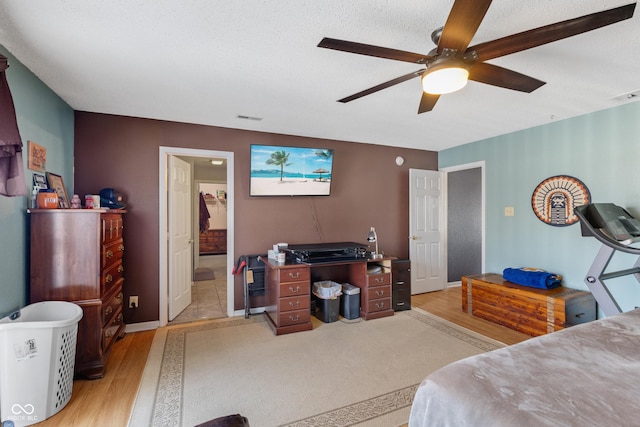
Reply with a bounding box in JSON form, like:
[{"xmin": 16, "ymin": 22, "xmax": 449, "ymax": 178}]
[{"xmin": 462, "ymin": 273, "xmax": 596, "ymax": 336}]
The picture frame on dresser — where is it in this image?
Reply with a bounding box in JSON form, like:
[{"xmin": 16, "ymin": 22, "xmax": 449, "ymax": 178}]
[
  {"xmin": 32, "ymin": 172, "xmax": 48, "ymax": 190},
  {"xmin": 45, "ymin": 172, "xmax": 70, "ymax": 208}
]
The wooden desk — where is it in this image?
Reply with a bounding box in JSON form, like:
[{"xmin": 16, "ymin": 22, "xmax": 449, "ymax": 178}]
[{"xmin": 262, "ymin": 257, "xmax": 395, "ymax": 335}]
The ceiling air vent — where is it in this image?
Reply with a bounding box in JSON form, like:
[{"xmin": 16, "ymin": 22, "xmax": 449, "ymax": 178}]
[
  {"xmin": 611, "ymin": 90, "xmax": 640, "ymax": 102},
  {"xmin": 236, "ymin": 114, "xmax": 263, "ymax": 121}
]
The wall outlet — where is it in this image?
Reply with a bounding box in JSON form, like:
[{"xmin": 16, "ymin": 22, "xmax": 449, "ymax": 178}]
[
  {"xmin": 504, "ymin": 207, "xmax": 515, "ymax": 217},
  {"xmin": 129, "ymin": 296, "xmax": 139, "ymax": 309}
]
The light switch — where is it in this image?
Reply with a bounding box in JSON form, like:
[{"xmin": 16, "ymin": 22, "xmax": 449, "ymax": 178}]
[{"xmin": 504, "ymin": 207, "xmax": 515, "ymax": 217}]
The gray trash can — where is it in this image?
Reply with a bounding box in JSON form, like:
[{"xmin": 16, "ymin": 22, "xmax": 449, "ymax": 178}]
[
  {"xmin": 0, "ymin": 301, "xmax": 83, "ymax": 427},
  {"xmin": 340, "ymin": 283, "xmax": 360, "ymax": 320}
]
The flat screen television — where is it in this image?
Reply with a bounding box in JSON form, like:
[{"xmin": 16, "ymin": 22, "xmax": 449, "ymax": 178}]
[{"xmin": 250, "ymin": 144, "xmax": 334, "ymax": 196}]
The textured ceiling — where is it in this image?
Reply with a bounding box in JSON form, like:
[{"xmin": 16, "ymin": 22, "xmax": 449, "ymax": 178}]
[{"xmin": 0, "ymin": 0, "xmax": 638, "ymax": 151}]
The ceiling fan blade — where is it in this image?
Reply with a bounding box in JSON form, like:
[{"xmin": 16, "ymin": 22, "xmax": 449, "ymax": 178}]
[
  {"xmin": 469, "ymin": 63, "xmax": 545, "ymax": 93},
  {"xmin": 418, "ymin": 92, "xmax": 440, "ymax": 114},
  {"xmin": 318, "ymin": 37, "xmax": 432, "ymax": 64},
  {"xmin": 469, "ymin": 3, "xmax": 636, "ymax": 61},
  {"xmin": 338, "ymin": 70, "xmax": 425, "ymax": 103},
  {"xmin": 438, "ymin": 0, "xmax": 493, "ymax": 54}
]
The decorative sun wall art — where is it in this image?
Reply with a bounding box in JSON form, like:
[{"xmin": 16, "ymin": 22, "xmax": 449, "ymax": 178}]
[{"xmin": 531, "ymin": 175, "xmax": 591, "ymax": 227}]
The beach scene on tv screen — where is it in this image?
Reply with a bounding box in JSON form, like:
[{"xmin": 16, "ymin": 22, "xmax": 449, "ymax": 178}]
[{"xmin": 250, "ymin": 145, "xmax": 334, "ymax": 196}]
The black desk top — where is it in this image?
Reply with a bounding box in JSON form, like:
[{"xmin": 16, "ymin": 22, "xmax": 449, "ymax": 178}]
[{"xmin": 284, "ymin": 241, "xmax": 368, "ymax": 252}]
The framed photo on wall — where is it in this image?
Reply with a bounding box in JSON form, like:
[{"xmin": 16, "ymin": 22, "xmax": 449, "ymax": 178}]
[
  {"xmin": 46, "ymin": 172, "xmax": 70, "ymax": 208},
  {"xmin": 27, "ymin": 140, "xmax": 47, "ymax": 172}
]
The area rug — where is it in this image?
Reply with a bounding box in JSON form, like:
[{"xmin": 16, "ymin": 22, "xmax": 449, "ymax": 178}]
[
  {"xmin": 194, "ymin": 267, "xmax": 215, "ymax": 281},
  {"xmin": 129, "ymin": 308, "xmax": 504, "ymax": 427}
]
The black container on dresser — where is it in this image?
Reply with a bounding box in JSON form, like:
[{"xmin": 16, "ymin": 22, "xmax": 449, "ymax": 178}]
[
  {"xmin": 391, "ymin": 259, "xmax": 411, "ymax": 311},
  {"xmin": 29, "ymin": 209, "xmax": 126, "ymax": 379}
]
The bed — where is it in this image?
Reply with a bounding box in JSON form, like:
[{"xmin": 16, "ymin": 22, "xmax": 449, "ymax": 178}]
[{"xmin": 409, "ymin": 308, "xmax": 640, "ymax": 426}]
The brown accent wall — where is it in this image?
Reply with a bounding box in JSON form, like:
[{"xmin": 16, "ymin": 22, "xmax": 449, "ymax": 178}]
[{"xmin": 74, "ymin": 112, "xmax": 437, "ymax": 323}]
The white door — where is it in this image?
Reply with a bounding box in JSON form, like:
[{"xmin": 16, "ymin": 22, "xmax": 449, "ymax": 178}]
[
  {"xmin": 168, "ymin": 156, "xmax": 192, "ymax": 320},
  {"xmin": 409, "ymin": 169, "xmax": 445, "ymax": 294}
]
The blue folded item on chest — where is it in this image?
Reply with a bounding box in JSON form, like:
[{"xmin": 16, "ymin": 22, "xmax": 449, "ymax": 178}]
[{"xmin": 502, "ymin": 267, "xmax": 562, "ymax": 289}]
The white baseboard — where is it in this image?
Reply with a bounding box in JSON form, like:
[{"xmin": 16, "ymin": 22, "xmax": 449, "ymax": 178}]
[
  {"xmin": 125, "ymin": 321, "xmax": 160, "ymax": 333},
  {"xmin": 232, "ymin": 307, "xmax": 265, "ymax": 317},
  {"xmin": 126, "ymin": 309, "xmax": 265, "ymax": 332},
  {"xmin": 124, "ymin": 307, "xmax": 264, "ymax": 333},
  {"xmin": 446, "ymin": 281, "xmax": 462, "ymax": 289}
]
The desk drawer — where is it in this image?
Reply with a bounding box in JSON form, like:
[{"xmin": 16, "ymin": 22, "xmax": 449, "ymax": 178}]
[
  {"xmin": 278, "ymin": 295, "xmax": 310, "ymax": 312},
  {"xmin": 278, "ymin": 267, "xmax": 310, "ymax": 283},
  {"xmin": 366, "ymin": 298, "xmax": 391, "ymax": 313},
  {"xmin": 279, "ymin": 281, "xmax": 310, "ymax": 298},
  {"xmin": 367, "ymin": 273, "xmax": 390, "ymax": 287},
  {"xmin": 368, "ymin": 285, "xmax": 391, "ymax": 301},
  {"xmin": 278, "ymin": 309, "xmax": 310, "ymax": 327}
]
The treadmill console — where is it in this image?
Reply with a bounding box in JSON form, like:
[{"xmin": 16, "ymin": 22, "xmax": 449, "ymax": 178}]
[{"xmin": 577, "ymin": 203, "xmax": 640, "ymax": 244}]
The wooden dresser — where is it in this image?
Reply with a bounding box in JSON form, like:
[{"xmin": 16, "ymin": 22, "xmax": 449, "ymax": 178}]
[
  {"xmin": 30, "ymin": 209, "xmax": 126, "ymax": 379},
  {"xmin": 263, "ymin": 262, "xmax": 312, "ymax": 335},
  {"xmin": 462, "ymin": 273, "xmax": 596, "ymax": 336}
]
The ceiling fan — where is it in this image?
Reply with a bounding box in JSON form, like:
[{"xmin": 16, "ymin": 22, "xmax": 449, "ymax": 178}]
[{"xmin": 318, "ymin": 1, "xmax": 636, "ymax": 113}]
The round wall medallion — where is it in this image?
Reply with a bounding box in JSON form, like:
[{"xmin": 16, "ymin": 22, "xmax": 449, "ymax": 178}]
[{"xmin": 531, "ymin": 175, "xmax": 591, "ymax": 226}]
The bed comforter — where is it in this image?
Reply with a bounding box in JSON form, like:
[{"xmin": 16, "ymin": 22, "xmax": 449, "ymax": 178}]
[{"xmin": 409, "ymin": 309, "xmax": 640, "ymax": 426}]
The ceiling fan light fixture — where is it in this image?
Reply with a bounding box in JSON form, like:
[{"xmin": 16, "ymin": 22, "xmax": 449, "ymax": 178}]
[{"xmin": 421, "ymin": 60, "xmax": 469, "ymax": 95}]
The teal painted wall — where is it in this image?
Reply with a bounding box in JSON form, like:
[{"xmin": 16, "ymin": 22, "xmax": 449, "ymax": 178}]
[
  {"xmin": 0, "ymin": 46, "xmax": 74, "ymax": 318},
  {"xmin": 440, "ymin": 101, "xmax": 640, "ymax": 313}
]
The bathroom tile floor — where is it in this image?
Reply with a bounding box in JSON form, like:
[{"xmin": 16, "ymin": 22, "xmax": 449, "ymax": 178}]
[{"xmin": 171, "ymin": 254, "xmax": 228, "ymax": 324}]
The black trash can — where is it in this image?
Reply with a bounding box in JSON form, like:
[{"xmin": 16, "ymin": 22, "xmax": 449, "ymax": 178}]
[
  {"xmin": 340, "ymin": 283, "xmax": 360, "ymax": 319},
  {"xmin": 314, "ymin": 294, "xmax": 340, "ymax": 323}
]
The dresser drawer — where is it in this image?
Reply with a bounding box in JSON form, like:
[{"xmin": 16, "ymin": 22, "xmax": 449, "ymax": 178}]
[
  {"xmin": 102, "ymin": 289, "xmax": 123, "ymax": 326},
  {"xmin": 367, "ymin": 272, "xmax": 391, "ymax": 287},
  {"xmin": 102, "ymin": 238, "xmax": 124, "ymax": 268},
  {"xmin": 103, "ymin": 259, "xmax": 124, "ymax": 294},
  {"xmin": 279, "ymin": 280, "xmax": 310, "ymax": 298},
  {"xmin": 103, "ymin": 306, "xmax": 124, "ymax": 351},
  {"xmin": 102, "ymin": 214, "xmax": 124, "ymax": 243},
  {"xmin": 278, "ymin": 295, "xmax": 310, "ymax": 312},
  {"xmin": 277, "ymin": 267, "xmax": 310, "ymax": 283},
  {"xmin": 277, "ymin": 308, "xmax": 310, "ymax": 327}
]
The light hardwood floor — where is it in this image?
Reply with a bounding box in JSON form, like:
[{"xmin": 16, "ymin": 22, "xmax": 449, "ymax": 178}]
[{"xmin": 35, "ymin": 287, "xmax": 530, "ymax": 426}]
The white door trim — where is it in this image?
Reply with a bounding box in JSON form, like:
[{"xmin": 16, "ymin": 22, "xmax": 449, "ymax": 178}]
[
  {"xmin": 159, "ymin": 146, "xmax": 235, "ymax": 327},
  {"xmin": 440, "ymin": 160, "xmax": 486, "ymax": 285}
]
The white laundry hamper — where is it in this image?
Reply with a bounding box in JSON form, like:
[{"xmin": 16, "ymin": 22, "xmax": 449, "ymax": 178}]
[{"xmin": 0, "ymin": 301, "xmax": 83, "ymax": 427}]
